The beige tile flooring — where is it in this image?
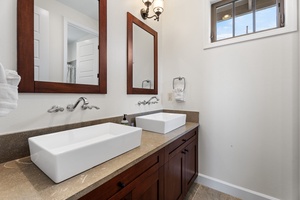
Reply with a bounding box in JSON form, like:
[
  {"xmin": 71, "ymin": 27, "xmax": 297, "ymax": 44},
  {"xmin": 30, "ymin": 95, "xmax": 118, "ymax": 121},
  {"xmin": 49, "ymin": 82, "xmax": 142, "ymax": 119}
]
[{"xmin": 185, "ymin": 183, "xmax": 241, "ymax": 200}]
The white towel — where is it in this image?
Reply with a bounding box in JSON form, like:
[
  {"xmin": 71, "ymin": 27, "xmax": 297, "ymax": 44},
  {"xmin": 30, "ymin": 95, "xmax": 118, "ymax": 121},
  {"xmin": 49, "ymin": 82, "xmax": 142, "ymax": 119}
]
[
  {"xmin": 173, "ymin": 88, "xmax": 185, "ymax": 102},
  {"xmin": 6, "ymin": 70, "xmax": 21, "ymax": 86},
  {"xmin": 0, "ymin": 63, "xmax": 21, "ymax": 117}
]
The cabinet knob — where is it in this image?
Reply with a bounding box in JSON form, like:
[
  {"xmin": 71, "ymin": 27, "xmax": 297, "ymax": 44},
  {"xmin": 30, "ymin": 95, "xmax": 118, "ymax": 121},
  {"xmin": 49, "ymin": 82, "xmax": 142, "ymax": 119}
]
[
  {"xmin": 181, "ymin": 151, "xmax": 186, "ymax": 154},
  {"xmin": 184, "ymin": 149, "xmax": 189, "ymax": 152},
  {"xmin": 182, "ymin": 139, "xmax": 187, "ymax": 142},
  {"xmin": 118, "ymin": 182, "xmax": 126, "ymax": 188}
]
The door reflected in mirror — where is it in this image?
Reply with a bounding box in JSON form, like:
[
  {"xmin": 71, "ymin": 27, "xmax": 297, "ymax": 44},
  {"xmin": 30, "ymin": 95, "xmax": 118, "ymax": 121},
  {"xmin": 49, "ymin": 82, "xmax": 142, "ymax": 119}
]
[
  {"xmin": 127, "ymin": 12, "xmax": 158, "ymax": 94},
  {"xmin": 65, "ymin": 22, "xmax": 99, "ymax": 85},
  {"xmin": 34, "ymin": 0, "xmax": 99, "ymax": 85}
]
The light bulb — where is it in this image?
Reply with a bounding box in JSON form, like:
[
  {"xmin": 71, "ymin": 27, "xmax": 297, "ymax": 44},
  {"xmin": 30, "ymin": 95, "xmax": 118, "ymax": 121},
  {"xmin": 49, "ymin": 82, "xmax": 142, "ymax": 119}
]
[{"xmin": 153, "ymin": 0, "xmax": 164, "ymax": 14}]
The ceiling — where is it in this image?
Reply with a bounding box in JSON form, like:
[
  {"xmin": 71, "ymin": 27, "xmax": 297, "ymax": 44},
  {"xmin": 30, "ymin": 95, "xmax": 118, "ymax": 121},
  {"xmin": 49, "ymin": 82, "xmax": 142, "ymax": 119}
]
[
  {"xmin": 68, "ymin": 24, "xmax": 97, "ymax": 43},
  {"xmin": 56, "ymin": 0, "xmax": 98, "ymax": 21}
]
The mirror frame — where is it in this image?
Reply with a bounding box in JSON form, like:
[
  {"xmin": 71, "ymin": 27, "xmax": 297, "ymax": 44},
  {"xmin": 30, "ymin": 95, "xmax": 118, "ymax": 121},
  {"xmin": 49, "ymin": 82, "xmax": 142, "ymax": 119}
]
[
  {"xmin": 17, "ymin": 0, "xmax": 107, "ymax": 93},
  {"xmin": 127, "ymin": 12, "xmax": 158, "ymax": 94}
]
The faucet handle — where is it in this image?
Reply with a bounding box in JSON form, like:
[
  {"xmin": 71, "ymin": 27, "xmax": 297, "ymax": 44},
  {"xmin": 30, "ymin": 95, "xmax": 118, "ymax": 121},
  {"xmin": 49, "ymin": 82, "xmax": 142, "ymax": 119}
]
[{"xmin": 48, "ymin": 105, "xmax": 64, "ymax": 113}]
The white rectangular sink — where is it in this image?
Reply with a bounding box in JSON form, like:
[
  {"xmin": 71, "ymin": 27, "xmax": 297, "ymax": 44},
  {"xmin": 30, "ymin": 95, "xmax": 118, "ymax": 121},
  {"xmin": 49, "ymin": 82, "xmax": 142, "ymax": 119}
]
[
  {"xmin": 28, "ymin": 123, "xmax": 142, "ymax": 183},
  {"xmin": 136, "ymin": 112, "xmax": 186, "ymax": 134}
]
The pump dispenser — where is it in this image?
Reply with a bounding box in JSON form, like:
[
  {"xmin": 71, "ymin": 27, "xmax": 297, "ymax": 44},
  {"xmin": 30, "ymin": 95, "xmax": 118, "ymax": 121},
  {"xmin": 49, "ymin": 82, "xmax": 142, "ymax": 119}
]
[{"xmin": 121, "ymin": 114, "xmax": 129, "ymax": 125}]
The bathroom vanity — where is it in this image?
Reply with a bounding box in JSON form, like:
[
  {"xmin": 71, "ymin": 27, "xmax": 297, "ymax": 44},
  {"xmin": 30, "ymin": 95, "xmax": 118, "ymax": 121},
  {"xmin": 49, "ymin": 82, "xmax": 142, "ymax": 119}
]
[
  {"xmin": 0, "ymin": 122, "xmax": 198, "ymax": 200},
  {"xmin": 80, "ymin": 125, "xmax": 198, "ymax": 200}
]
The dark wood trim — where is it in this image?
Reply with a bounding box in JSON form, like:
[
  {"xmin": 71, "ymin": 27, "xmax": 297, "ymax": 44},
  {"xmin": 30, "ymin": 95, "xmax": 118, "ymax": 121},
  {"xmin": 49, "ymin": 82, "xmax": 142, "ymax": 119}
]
[
  {"xmin": 17, "ymin": 0, "xmax": 34, "ymax": 92},
  {"xmin": 127, "ymin": 12, "xmax": 134, "ymax": 94},
  {"xmin": 34, "ymin": 81, "xmax": 101, "ymax": 93},
  {"xmin": 127, "ymin": 12, "xmax": 158, "ymax": 95},
  {"xmin": 99, "ymin": 0, "xmax": 107, "ymax": 94},
  {"xmin": 17, "ymin": 0, "xmax": 107, "ymax": 94}
]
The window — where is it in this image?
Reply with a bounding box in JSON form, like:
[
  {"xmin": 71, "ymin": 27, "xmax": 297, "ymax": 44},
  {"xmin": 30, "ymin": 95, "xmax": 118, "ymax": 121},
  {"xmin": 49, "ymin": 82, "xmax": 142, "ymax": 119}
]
[{"xmin": 211, "ymin": 0, "xmax": 285, "ymax": 42}]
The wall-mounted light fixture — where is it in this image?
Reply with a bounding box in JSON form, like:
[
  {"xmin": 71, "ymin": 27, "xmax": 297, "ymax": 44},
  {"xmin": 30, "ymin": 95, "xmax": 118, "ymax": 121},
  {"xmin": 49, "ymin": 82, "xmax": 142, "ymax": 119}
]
[{"xmin": 141, "ymin": 0, "xmax": 164, "ymax": 21}]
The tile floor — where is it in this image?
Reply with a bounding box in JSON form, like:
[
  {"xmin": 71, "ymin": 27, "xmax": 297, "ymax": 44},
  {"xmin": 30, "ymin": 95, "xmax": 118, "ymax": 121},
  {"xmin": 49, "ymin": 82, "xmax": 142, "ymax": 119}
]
[{"xmin": 185, "ymin": 183, "xmax": 241, "ymax": 200}]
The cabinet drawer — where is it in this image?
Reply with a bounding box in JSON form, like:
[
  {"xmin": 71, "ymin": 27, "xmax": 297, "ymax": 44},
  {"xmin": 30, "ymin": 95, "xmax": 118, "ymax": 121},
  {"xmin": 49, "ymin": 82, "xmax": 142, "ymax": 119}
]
[
  {"xmin": 80, "ymin": 149, "xmax": 164, "ymax": 200},
  {"xmin": 166, "ymin": 128, "xmax": 197, "ymax": 156},
  {"xmin": 110, "ymin": 165, "xmax": 164, "ymax": 200}
]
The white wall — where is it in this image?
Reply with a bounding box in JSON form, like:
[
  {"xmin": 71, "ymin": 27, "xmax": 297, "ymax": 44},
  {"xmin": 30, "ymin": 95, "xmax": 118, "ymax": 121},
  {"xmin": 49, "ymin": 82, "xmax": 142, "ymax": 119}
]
[
  {"xmin": 298, "ymin": 1, "xmax": 300, "ymax": 198},
  {"xmin": 0, "ymin": 0, "xmax": 163, "ymax": 135},
  {"xmin": 161, "ymin": 0, "xmax": 299, "ymax": 200},
  {"xmin": 67, "ymin": 42, "xmax": 76, "ymax": 62}
]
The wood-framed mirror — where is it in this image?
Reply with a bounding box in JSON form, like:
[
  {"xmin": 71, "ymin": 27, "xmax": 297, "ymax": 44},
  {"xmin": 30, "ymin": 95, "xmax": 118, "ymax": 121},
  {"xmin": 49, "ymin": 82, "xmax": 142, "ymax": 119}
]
[
  {"xmin": 127, "ymin": 12, "xmax": 158, "ymax": 94},
  {"xmin": 17, "ymin": 0, "xmax": 107, "ymax": 93}
]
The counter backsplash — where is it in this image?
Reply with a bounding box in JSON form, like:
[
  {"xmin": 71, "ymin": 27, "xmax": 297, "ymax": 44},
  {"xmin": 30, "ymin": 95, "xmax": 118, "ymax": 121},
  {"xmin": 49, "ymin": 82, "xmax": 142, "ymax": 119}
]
[{"xmin": 0, "ymin": 109, "xmax": 199, "ymax": 163}]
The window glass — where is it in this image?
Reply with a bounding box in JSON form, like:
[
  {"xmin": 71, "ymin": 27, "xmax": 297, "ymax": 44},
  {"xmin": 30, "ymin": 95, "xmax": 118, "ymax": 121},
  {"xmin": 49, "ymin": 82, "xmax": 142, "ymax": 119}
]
[
  {"xmin": 235, "ymin": 0, "xmax": 254, "ymax": 36},
  {"xmin": 256, "ymin": 0, "xmax": 277, "ymax": 32},
  {"xmin": 216, "ymin": 3, "xmax": 233, "ymax": 40}
]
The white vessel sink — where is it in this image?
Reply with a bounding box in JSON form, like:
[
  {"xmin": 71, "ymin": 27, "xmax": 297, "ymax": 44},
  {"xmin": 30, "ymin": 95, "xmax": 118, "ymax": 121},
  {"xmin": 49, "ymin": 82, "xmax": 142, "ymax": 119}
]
[
  {"xmin": 28, "ymin": 123, "xmax": 142, "ymax": 183},
  {"xmin": 136, "ymin": 112, "xmax": 186, "ymax": 134}
]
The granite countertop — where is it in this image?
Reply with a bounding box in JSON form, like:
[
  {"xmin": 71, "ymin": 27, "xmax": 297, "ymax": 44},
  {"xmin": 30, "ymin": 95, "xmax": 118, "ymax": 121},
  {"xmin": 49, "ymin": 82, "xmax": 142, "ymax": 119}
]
[{"xmin": 0, "ymin": 122, "xmax": 199, "ymax": 200}]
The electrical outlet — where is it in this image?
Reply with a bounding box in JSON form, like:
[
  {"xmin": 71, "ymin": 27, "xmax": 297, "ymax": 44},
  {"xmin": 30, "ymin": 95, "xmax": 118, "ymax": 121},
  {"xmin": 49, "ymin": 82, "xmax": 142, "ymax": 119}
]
[{"xmin": 168, "ymin": 93, "xmax": 173, "ymax": 101}]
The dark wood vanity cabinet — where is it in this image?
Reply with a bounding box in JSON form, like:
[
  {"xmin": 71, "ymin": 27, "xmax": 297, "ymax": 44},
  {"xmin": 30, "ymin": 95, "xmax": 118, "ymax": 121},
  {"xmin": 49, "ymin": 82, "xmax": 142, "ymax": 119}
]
[
  {"xmin": 164, "ymin": 128, "xmax": 198, "ymax": 200},
  {"xmin": 80, "ymin": 127, "xmax": 198, "ymax": 200},
  {"xmin": 108, "ymin": 163, "xmax": 164, "ymax": 200},
  {"xmin": 80, "ymin": 149, "xmax": 164, "ymax": 200}
]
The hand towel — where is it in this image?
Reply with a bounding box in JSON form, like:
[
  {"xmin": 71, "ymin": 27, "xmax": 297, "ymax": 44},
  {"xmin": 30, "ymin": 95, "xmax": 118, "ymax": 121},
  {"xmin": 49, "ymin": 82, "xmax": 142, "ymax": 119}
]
[
  {"xmin": 6, "ymin": 70, "xmax": 21, "ymax": 86},
  {"xmin": 0, "ymin": 63, "xmax": 21, "ymax": 117},
  {"xmin": 0, "ymin": 63, "xmax": 5, "ymax": 83},
  {"xmin": 173, "ymin": 88, "xmax": 185, "ymax": 102}
]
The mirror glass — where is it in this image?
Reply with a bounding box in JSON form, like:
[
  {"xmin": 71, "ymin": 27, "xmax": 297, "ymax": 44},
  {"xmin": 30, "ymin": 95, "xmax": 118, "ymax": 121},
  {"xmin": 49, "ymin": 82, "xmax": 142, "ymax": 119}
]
[
  {"xmin": 127, "ymin": 12, "xmax": 158, "ymax": 94},
  {"xmin": 34, "ymin": 0, "xmax": 99, "ymax": 85},
  {"xmin": 132, "ymin": 24, "xmax": 154, "ymax": 89},
  {"xmin": 17, "ymin": 0, "xmax": 107, "ymax": 93}
]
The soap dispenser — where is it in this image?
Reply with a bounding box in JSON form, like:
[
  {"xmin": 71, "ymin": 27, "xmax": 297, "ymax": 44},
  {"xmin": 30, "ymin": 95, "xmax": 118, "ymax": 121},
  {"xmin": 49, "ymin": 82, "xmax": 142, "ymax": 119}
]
[{"xmin": 121, "ymin": 114, "xmax": 129, "ymax": 125}]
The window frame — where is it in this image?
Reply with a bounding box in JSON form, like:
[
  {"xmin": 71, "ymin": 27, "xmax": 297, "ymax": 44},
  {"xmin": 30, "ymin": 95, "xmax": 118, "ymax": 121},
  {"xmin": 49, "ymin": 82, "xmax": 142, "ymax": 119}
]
[
  {"xmin": 203, "ymin": 0, "xmax": 297, "ymax": 49},
  {"xmin": 211, "ymin": 0, "xmax": 285, "ymax": 43}
]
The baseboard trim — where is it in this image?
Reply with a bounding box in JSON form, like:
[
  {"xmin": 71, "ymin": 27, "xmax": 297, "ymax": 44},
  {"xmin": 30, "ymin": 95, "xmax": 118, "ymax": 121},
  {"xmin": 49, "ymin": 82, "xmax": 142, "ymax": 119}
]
[{"xmin": 196, "ymin": 174, "xmax": 280, "ymax": 200}]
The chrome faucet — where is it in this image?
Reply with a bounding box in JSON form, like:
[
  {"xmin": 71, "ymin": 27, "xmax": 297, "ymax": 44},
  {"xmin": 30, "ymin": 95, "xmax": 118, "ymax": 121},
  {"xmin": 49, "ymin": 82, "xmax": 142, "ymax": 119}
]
[
  {"xmin": 138, "ymin": 96, "xmax": 159, "ymax": 106},
  {"xmin": 147, "ymin": 96, "xmax": 159, "ymax": 103},
  {"xmin": 67, "ymin": 97, "xmax": 99, "ymax": 111}
]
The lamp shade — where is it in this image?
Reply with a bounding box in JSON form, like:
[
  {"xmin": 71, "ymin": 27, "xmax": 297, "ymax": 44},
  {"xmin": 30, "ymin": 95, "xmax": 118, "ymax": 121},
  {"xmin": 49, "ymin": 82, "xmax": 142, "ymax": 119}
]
[
  {"xmin": 153, "ymin": 0, "xmax": 164, "ymax": 14},
  {"xmin": 142, "ymin": 0, "xmax": 154, "ymax": 4}
]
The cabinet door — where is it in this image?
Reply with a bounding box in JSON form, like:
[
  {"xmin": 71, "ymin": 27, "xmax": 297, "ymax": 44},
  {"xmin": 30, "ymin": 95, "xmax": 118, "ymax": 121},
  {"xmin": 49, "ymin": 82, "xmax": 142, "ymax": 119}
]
[
  {"xmin": 132, "ymin": 167, "xmax": 164, "ymax": 200},
  {"xmin": 165, "ymin": 132, "xmax": 198, "ymax": 200},
  {"xmin": 184, "ymin": 138, "xmax": 198, "ymax": 191},
  {"xmin": 165, "ymin": 150, "xmax": 185, "ymax": 200}
]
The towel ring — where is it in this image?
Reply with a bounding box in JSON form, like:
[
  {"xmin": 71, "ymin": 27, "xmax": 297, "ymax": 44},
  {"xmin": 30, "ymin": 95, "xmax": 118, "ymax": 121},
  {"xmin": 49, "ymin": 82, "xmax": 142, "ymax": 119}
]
[
  {"xmin": 173, "ymin": 77, "xmax": 186, "ymax": 91},
  {"xmin": 142, "ymin": 80, "xmax": 152, "ymax": 89}
]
